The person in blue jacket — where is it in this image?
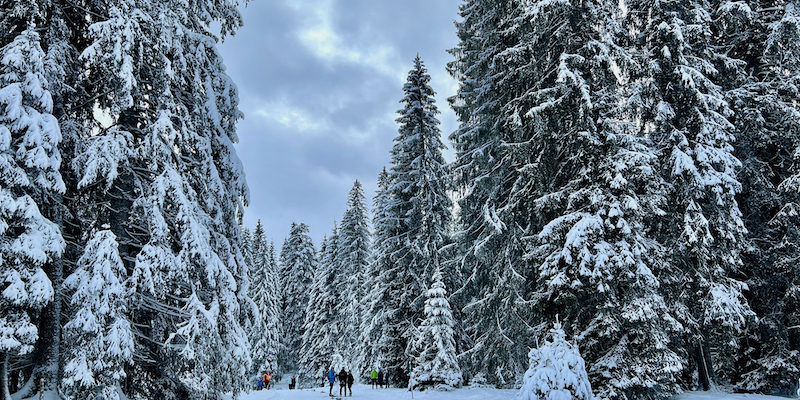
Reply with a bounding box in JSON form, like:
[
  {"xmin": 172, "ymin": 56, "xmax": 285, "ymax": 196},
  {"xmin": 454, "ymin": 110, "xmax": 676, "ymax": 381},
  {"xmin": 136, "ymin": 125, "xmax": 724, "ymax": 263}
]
[{"xmin": 327, "ymin": 367, "xmax": 336, "ymax": 396}]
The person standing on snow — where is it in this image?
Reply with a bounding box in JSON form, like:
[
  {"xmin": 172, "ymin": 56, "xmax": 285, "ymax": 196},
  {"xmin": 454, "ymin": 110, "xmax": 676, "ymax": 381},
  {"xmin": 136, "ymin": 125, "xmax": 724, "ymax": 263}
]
[
  {"xmin": 328, "ymin": 367, "xmax": 336, "ymax": 396},
  {"xmin": 346, "ymin": 370, "xmax": 355, "ymax": 396},
  {"xmin": 370, "ymin": 368, "xmax": 378, "ymax": 388},
  {"xmin": 338, "ymin": 368, "xmax": 348, "ymax": 397},
  {"xmin": 377, "ymin": 368, "xmax": 384, "ymax": 388}
]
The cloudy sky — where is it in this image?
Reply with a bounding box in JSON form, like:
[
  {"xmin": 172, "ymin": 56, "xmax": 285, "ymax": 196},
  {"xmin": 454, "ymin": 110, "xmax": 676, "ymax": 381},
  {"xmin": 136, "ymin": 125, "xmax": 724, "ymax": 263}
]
[{"xmin": 221, "ymin": 0, "xmax": 462, "ymax": 244}]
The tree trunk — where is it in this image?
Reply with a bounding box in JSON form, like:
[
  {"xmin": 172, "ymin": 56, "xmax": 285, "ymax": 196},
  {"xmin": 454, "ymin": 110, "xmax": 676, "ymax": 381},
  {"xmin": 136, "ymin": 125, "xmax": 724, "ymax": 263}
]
[
  {"xmin": 1, "ymin": 354, "xmax": 11, "ymax": 400},
  {"xmin": 33, "ymin": 257, "xmax": 62, "ymax": 391},
  {"xmin": 695, "ymin": 342, "xmax": 714, "ymax": 391}
]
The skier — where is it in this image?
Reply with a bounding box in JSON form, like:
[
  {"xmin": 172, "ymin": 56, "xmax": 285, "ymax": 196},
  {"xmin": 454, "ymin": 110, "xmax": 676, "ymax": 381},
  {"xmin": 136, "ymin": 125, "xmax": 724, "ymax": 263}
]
[
  {"xmin": 290, "ymin": 376, "xmax": 297, "ymax": 390},
  {"xmin": 384, "ymin": 371, "xmax": 389, "ymax": 388},
  {"xmin": 328, "ymin": 367, "xmax": 336, "ymax": 396},
  {"xmin": 257, "ymin": 377, "xmax": 264, "ymax": 390},
  {"xmin": 264, "ymin": 372, "xmax": 271, "ymax": 389},
  {"xmin": 377, "ymin": 368, "xmax": 384, "ymax": 388},
  {"xmin": 347, "ymin": 369, "xmax": 355, "ymax": 396},
  {"xmin": 370, "ymin": 368, "xmax": 378, "ymax": 388},
  {"xmin": 338, "ymin": 368, "xmax": 348, "ymax": 397}
]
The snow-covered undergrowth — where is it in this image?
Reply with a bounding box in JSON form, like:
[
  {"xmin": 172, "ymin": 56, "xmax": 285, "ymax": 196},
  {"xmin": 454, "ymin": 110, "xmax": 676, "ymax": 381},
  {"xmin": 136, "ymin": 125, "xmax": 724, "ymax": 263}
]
[{"xmin": 238, "ymin": 384, "xmax": 792, "ymax": 400}]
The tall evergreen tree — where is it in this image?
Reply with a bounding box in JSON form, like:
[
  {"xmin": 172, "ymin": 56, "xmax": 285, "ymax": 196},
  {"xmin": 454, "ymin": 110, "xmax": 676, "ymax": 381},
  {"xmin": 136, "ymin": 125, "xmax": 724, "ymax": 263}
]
[
  {"xmin": 247, "ymin": 221, "xmax": 281, "ymax": 377},
  {"xmin": 300, "ymin": 230, "xmax": 340, "ymax": 386},
  {"xmin": 279, "ymin": 222, "xmax": 316, "ymax": 372},
  {"xmin": 0, "ymin": 27, "xmax": 63, "ymax": 399},
  {"xmin": 712, "ymin": 0, "xmax": 800, "ymax": 392},
  {"xmin": 335, "ymin": 180, "xmax": 371, "ymax": 361},
  {"xmin": 447, "ymin": 0, "xmax": 536, "ymax": 385},
  {"xmin": 359, "ymin": 168, "xmax": 395, "ymax": 379},
  {"xmin": 379, "ymin": 56, "xmax": 453, "ymax": 385},
  {"xmin": 70, "ymin": 0, "xmax": 254, "ymax": 396},
  {"xmin": 501, "ymin": 1, "xmax": 686, "ymax": 398},
  {"xmin": 625, "ymin": 0, "xmax": 755, "ymax": 389}
]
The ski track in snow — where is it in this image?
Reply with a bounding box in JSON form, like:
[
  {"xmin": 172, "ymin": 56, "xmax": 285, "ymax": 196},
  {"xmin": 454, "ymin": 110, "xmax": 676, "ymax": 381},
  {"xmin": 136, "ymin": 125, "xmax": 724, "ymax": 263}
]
[{"xmin": 238, "ymin": 384, "xmax": 792, "ymax": 400}]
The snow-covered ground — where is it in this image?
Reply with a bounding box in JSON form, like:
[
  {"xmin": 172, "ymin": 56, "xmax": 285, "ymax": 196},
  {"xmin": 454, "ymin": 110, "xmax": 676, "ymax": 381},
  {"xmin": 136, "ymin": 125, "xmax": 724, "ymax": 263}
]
[
  {"xmin": 675, "ymin": 392, "xmax": 791, "ymax": 400},
  {"xmin": 239, "ymin": 384, "xmax": 516, "ymax": 400},
  {"xmin": 239, "ymin": 384, "xmax": 792, "ymax": 400}
]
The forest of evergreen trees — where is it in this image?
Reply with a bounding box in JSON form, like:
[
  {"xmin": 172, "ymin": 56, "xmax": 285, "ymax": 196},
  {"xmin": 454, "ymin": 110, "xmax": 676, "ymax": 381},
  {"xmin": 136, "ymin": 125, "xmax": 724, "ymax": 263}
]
[{"xmin": 1, "ymin": 0, "xmax": 799, "ymax": 399}]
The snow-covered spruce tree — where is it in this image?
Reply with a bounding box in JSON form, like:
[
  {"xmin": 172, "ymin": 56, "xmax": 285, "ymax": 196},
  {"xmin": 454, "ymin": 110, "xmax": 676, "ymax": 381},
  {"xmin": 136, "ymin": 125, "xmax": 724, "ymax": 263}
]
[
  {"xmin": 0, "ymin": 26, "xmax": 63, "ymax": 399},
  {"xmin": 72, "ymin": 0, "xmax": 254, "ymax": 396},
  {"xmin": 300, "ymin": 230, "xmax": 340, "ymax": 387},
  {"xmin": 624, "ymin": 0, "xmax": 755, "ymax": 389},
  {"xmin": 247, "ymin": 221, "xmax": 281, "ymax": 377},
  {"xmin": 447, "ymin": 0, "xmax": 537, "ymax": 385},
  {"xmin": 61, "ymin": 230, "xmax": 133, "ymax": 400},
  {"xmin": 358, "ymin": 168, "xmax": 395, "ymax": 380},
  {"xmin": 711, "ymin": 1, "xmax": 800, "ymax": 392},
  {"xmin": 335, "ymin": 180, "xmax": 371, "ymax": 361},
  {"xmin": 410, "ymin": 268, "xmax": 461, "ymax": 390},
  {"xmin": 519, "ymin": 322, "xmax": 593, "ymax": 400},
  {"xmin": 380, "ymin": 56, "xmax": 453, "ymax": 386},
  {"xmin": 279, "ymin": 222, "xmax": 316, "ymax": 372},
  {"xmin": 264, "ymin": 241, "xmax": 283, "ymax": 375},
  {"xmin": 490, "ymin": 1, "xmax": 686, "ymax": 399},
  {"xmin": 28, "ymin": 3, "xmax": 84, "ymax": 394}
]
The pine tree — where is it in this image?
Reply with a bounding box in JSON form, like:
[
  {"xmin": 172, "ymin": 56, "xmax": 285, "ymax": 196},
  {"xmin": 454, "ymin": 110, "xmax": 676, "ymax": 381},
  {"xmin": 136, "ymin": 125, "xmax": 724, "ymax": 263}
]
[
  {"xmin": 264, "ymin": 242, "xmax": 283, "ymax": 376},
  {"xmin": 358, "ymin": 168, "xmax": 394, "ymax": 379},
  {"xmin": 519, "ymin": 322, "xmax": 594, "ymax": 400},
  {"xmin": 73, "ymin": 0, "xmax": 253, "ymax": 396},
  {"xmin": 500, "ymin": 1, "xmax": 686, "ymax": 398},
  {"xmin": 0, "ymin": 27, "xmax": 63, "ymax": 399},
  {"xmin": 625, "ymin": 0, "xmax": 755, "ymax": 388},
  {"xmin": 447, "ymin": 0, "xmax": 537, "ymax": 385},
  {"xmin": 410, "ymin": 268, "xmax": 461, "ymax": 389},
  {"xmin": 712, "ymin": 0, "xmax": 800, "ymax": 392},
  {"xmin": 300, "ymin": 230, "xmax": 340, "ymax": 387},
  {"xmin": 335, "ymin": 180, "xmax": 371, "ymax": 361},
  {"xmin": 279, "ymin": 222, "xmax": 316, "ymax": 372},
  {"xmin": 247, "ymin": 221, "xmax": 280, "ymax": 377},
  {"xmin": 61, "ymin": 230, "xmax": 133, "ymax": 400},
  {"xmin": 378, "ymin": 56, "xmax": 453, "ymax": 386}
]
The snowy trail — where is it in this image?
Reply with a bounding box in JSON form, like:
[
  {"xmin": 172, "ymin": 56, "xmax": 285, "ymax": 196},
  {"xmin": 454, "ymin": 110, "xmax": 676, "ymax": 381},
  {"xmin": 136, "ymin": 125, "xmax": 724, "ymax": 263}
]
[
  {"xmin": 239, "ymin": 384, "xmax": 518, "ymax": 400},
  {"xmin": 239, "ymin": 385, "xmax": 792, "ymax": 400}
]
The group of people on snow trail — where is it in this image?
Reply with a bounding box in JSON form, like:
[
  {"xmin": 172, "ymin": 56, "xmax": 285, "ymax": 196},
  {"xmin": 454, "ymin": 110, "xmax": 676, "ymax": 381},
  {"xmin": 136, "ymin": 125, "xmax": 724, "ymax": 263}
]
[
  {"xmin": 256, "ymin": 372, "xmax": 297, "ymax": 391},
  {"xmin": 327, "ymin": 367, "xmax": 355, "ymax": 397},
  {"xmin": 369, "ymin": 368, "xmax": 389, "ymax": 389},
  {"xmin": 256, "ymin": 372, "xmax": 272, "ymax": 390}
]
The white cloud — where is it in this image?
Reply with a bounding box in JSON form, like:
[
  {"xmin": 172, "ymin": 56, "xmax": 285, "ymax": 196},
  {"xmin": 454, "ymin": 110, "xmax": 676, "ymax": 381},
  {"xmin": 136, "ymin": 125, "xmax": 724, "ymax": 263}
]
[
  {"xmin": 254, "ymin": 101, "xmax": 324, "ymax": 133},
  {"xmin": 287, "ymin": 0, "xmax": 407, "ymax": 83}
]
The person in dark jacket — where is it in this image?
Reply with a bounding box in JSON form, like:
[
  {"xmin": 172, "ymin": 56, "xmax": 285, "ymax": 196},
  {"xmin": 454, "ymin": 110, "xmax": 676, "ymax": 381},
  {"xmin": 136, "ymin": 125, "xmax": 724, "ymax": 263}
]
[
  {"xmin": 377, "ymin": 368, "xmax": 384, "ymax": 388},
  {"xmin": 328, "ymin": 367, "xmax": 336, "ymax": 396},
  {"xmin": 346, "ymin": 370, "xmax": 355, "ymax": 396},
  {"xmin": 338, "ymin": 368, "xmax": 348, "ymax": 396}
]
